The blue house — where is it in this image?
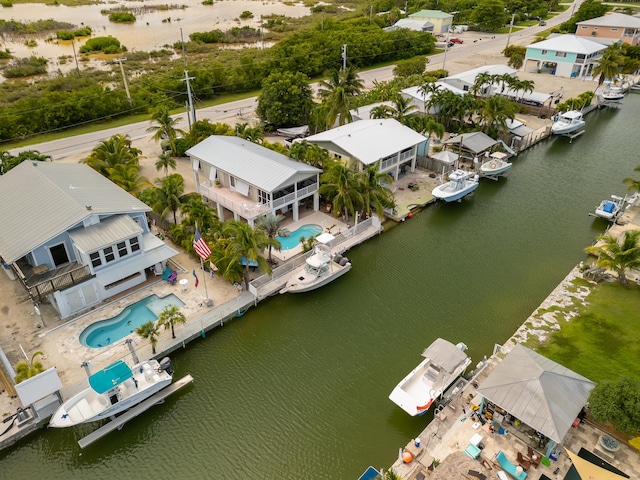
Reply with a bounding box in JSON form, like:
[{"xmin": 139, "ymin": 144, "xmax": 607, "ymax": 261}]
[
  {"xmin": 0, "ymin": 162, "xmax": 177, "ymax": 319},
  {"xmin": 523, "ymin": 34, "xmax": 606, "ymax": 78}
]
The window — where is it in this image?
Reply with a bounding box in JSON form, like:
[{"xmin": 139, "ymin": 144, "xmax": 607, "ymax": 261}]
[
  {"xmin": 611, "ymin": 28, "xmax": 618, "ymax": 32},
  {"xmin": 541, "ymin": 50, "xmax": 548, "ymax": 55},
  {"xmin": 129, "ymin": 236, "xmax": 140, "ymax": 252},
  {"xmin": 580, "ymin": 26, "xmax": 587, "ymax": 29},
  {"xmin": 230, "ymin": 176, "xmax": 236, "ymax": 187},
  {"xmin": 555, "ymin": 51, "xmax": 567, "ymax": 58},
  {"xmin": 90, "ymin": 252, "xmax": 102, "ymax": 268},
  {"xmin": 258, "ymin": 189, "xmax": 269, "ymax": 204},
  {"xmin": 117, "ymin": 241, "xmax": 128, "ymax": 258},
  {"xmin": 104, "ymin": 246, "xmax": 115, "ymax": 263}
]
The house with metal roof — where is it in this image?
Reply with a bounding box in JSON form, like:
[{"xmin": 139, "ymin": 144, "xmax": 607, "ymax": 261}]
[
  {"xmin": 386, "ymin": 18, "xmax": 435, "ymax": 33},
  {"xmin": 304, "ymin": 119, "xmax": 428, "ymax": 181},
  {"xmin": 441, "ymin": 65, "xmax": 517, "ymax": 95},
  {"xmin": 523, "ymin": 34, "xmax": 606, "ymax": 78},
  {"xmin": 186, "ymin": 136, "xmax": 322, "ymax": 226},
  {"xmin": 401, "ymin": 82, "xmax": 466, "ymax": 113},
  {"xmin": 407, "ymin": 10, "xmax": 453, "ymax": 34},
  {"xmin": 0, "ymin": 162, "xmax": 177, "ymax": 319},
  {"xmin": 576, "ymin": 13, "xmax": 640, "ymax": 45}
]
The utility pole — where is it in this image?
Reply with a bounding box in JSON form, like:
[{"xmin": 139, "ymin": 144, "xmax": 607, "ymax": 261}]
[
  {"xmin": 342, "ymin": 44, "xmax": 347, "ymax": 70},
  {"xmin": 261, "ymin": 16, "xmax": 264, "ymax": 50},
  {"xmin": 404, "ymin": 0, "xmax": 408, "ymax": 16},
  {"xmin": 71, "ymin": 38, "xmax": 80, "ymax": 79},
  {"xmin": 442, "ymin": 29, "xmax": 451, "ymax": 70},
  {"xmin": 182, "ymin": 70, "xmax": 196, "ymax": 128},
  {"xmin": 506, "ymin": 13, "xmax": 516, "ymax": 49},
  {"xmin": 369, "ymin": 5, "xmax": 373, "ymax": 24},
  {"xmin": 114, "ymin": 58, "xmax": 132, "ymax": 104},
  {"xmin": 180, "ymin": 27, "xmax": 187, "ymax": 68}
]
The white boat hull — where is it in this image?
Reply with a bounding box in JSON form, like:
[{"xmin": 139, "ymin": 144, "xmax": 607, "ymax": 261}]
[
  {"xmin": 594, "ymin": 196, "xmax": 624, "ymax": 221},
  {"xmin": 49, "ymin": 360, "xmax": 172, "ymax": 428},
  {"xmin": 389, "ymin": 339, "xmax": 471, "ymax": 416},
  {"xmin": 551, "ymin": 110, "xmax": 585, "ymax": 135},
  {"xmin": 281, "ymin": 262, "xmax": 351, "ymax": 293},
  {"xmin": 433, "ymin": 181, "xmax": 479, "ymax": 202},
  {"xmin": 480, "ymin": 162, "xmax": 512, "ymax": 177}
]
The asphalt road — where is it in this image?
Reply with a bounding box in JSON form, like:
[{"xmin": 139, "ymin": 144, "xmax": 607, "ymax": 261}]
[{"xmin": 10, "ymin": 0, "xmax": 581, "ymax": 160}]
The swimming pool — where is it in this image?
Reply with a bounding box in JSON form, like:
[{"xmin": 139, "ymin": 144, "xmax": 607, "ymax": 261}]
[
  {"xmin": 80, "ymin": 294, "xmax": 185, "ymax": 348},
  {"xmin": 276, "ymin": 224, "xmax": 323, "ymax": 250}
]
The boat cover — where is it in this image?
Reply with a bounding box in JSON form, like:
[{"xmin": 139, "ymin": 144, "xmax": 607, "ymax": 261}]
[
  {"xmin": 89, "ymin": 360, "xmax": 133, "ymax": 394},
  {"xmin": 603, "ymin": 201, "xmax": 616, "ymax": 213},
  {"xmin": 421, "ymin": 338, "xmax": 469, "ymax": 374}
]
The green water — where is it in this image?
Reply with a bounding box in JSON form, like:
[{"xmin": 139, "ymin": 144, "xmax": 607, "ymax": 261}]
[{"xmin": 2, "ymin": 96, "xmax": 639, "ymax": 479}]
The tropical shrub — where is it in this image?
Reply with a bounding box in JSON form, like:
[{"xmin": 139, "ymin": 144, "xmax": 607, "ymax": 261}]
[
  {"xmin": 79, "ymin": 36, "xmax": 125, "ymax": 54},
  {"xmin": 108, "ymin": 12, "xmax": 136, "ymax": 23},
  {"xmin": 3, "ymin": 56, "xmax": 48, "ymax": 78}
]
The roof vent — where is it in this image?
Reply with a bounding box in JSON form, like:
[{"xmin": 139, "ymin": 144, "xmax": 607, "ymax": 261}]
[
  {"xmin": 32, "ymin": 161, "xmax": 38, "ymax": 166},
  {"xmin": 86, "ymin": 205, "xmax": 92, "ymax": 210}
]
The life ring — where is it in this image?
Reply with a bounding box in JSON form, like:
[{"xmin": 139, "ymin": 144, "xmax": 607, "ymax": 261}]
[{"xmin": 489, "ymin": 162, "xmax": 497, "ymax": 169}]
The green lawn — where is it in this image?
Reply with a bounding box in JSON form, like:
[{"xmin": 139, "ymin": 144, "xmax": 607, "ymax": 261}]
[{"xmin": 535, "ymin": 282, "xmax": 640, "ymax": 384}]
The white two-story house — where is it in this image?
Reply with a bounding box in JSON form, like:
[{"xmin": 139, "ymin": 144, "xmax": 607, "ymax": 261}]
[
  {"xmin": 187, "ymin": 135, "xmax": 322, "ymax": 226},
  {"xmin": 0, "ymin": 162, "xmax": 177, "ymax": 319},
  {"xmin": 304, "ymin": 119, "xmax": 428, "ymax": 181}
]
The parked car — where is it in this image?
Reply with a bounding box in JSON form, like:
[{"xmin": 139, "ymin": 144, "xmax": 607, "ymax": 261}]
[
  {"xmin": 539, "ymin": 20, "xmax": 547, "ymax": 26},
  {"xmin": 450, "ymin": 38, "xmax": 464, "ymax": 44},
  {"xmin": 531, "ymin": 16, "xmax": 541, "ymax": 21}
]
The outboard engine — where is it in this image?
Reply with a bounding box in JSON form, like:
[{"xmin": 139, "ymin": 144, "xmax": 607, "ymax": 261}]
[
  {"xmin": 333, "ymin": 254, "xmax": 343, "ymax": 263},
  {"xmin": 159, "ymin": 357, "xmax": 173, "ymax": 375},
  {"xmin": 339, "ymin": 257, "xmax": 349, "ymax": 267}
]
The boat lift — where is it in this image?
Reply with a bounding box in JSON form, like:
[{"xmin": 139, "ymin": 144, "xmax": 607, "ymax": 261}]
[
  {"xmin": 561, "ymin": 129, "xmax": 585, "ymax": 144},
  {"xmin": 78, "ymin": 374, "xmax": 194, "ymax": 449}
]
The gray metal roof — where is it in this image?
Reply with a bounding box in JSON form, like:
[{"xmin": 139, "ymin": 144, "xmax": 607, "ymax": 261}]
[
  {"xmin": 421, "ymin": 338, "xmax": 469, "ymax": 374},
  {"xmin": 305, "ymin": 119, "xmax": 427, "ymax": 165},
  {"xmin": 68, "ymin": 215, "xmax": 142, "ymax": 253},
  {"xmin": 186, "ymin": 136, "xmax": 321, "ymax": 192},
  {"xmin": 443, "ymin": 132, "xmax": 498, "ymax": 154},
  {"xmin": 0, "ymin": 162, "xmax": 151, "ymax": 264},
  {"xmin": 477, "ymin": 344, "xmax": 595, "ymax": 443},
  {"xmin": 577, "ymin": 12, "xmax": 640, "ymax": 28}
]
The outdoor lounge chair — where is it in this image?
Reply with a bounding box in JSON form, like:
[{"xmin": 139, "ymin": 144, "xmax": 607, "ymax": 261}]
[
  {"xmin": 167, "ymin": 270, "xmax": 177, "ymax": 285},
  {"xmin": 495, "ymin": 451, "xmax": 527, "ymax": 480},
  {"xmin": 161, "ymin": 267, "xmax": 171, "ymax": 280}
]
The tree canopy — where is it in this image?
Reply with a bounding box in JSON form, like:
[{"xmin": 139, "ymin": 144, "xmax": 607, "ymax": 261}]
[
  {"xmin": 256, "ymin": 71, "xmax": 314, "ymax": 128},
  {"xmin": 589, "ymin": 377, "xmax": 640, "ymax": 437}
]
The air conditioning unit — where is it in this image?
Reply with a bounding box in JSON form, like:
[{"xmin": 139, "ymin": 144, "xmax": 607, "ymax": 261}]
[{"xmin": 591, "ymin": 31, "xmax": 597, "ymax": 36}]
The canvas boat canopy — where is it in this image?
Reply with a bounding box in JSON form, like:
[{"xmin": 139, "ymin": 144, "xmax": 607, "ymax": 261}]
[
  {"xmin": 421, "ymin": 338, "xmax": 469, "ymax": 374},
  {"xmin": 89, "ymin": 360, "xmax": 133, "ymax": 394}
]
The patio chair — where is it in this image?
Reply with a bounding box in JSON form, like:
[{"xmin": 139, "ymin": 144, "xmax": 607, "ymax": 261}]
[
  {"xmin": 464, "ymin": 443, "xmax": 481, "ymax": 459},
  {"xmin": 161, "ymin": 267, "xmax": 171, "ymax": 280},
  {"xmin": 526, "ymin": 447, "xmax": 540, "ymax": 468},
  {"xmin": 516, "ymin": 452, "xmax": 531, "ymax": 471},
  {"xmin": 167, "ymin": 270, "xmax": 177, "ymax": 285}
]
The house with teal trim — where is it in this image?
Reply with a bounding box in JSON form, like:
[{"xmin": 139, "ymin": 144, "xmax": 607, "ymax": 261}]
[{"xmin": 523, "ymin": 34, "xmax": 606, "ymax": 78}]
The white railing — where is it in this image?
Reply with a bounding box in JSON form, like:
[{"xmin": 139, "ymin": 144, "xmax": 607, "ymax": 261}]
[{"xmin": 399, "ymin": 149, "xmax": 414, "ymax": 161}]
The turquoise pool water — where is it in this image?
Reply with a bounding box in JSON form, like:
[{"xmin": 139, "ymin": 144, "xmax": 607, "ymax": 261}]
[
  {"xmin": 80, "ymin": 294, "xmax": 185, "ymax": 348},
  {"xmin": 276, "ymin": 224, "xmax": 323, "ymax": 250}
]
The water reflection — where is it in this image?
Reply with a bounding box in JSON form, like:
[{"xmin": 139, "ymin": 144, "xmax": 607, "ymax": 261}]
[{"xmin": 1, "ymin": 0, "xmax": 309, "ymax": 76}]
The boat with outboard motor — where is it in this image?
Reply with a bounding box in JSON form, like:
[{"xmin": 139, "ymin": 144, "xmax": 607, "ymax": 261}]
[
  {"xmin": 551, "ymin": 110, "xmax": 585, "ymax": 135},
  {"xmin": 49, "ymin": 358, "xmax": 173, "ymax": 427},
  {"xmin": 432, "ymin": 169, "xmax": 479, "ymax": 202},
  {"xmin": 479, "ymin": 152, "xmax": 513, "ymax": 179},
  {"xmin": 389, "ymin": 338, "xmax": 471, "ymax": 416},
  {"xmin": 600, "ymin": 85, "xmax": 625, "ymax": 103},
  {"xmin": 280, "ymin": 233, "xmax": 351, "ymax": 294}
]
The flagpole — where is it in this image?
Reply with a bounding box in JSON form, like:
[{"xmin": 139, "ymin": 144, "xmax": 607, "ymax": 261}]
[{"xmin": 201, "ymin": 257, "xmax": 209, "ymax": 302}]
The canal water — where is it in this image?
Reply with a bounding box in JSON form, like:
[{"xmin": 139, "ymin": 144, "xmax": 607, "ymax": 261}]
[{"xmin": 1, "ymin": 96, "xmax": 638, "ymax": 478}]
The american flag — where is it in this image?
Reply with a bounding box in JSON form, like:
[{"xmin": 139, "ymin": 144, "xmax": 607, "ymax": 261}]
[{"xmin": 193, "ymin": 227, "xmax": 212, "ymax": 261}]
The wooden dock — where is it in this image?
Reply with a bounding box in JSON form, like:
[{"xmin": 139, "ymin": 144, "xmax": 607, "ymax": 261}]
[{"xmin": 78, "ymin": 374, "xmax": 194, "ymax": 449}]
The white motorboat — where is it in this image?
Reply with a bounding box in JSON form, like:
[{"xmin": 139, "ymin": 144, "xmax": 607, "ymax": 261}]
[
  {"xmin": 389, "ymin": 338, "xmax": 471, "ymax": 416},
  {"xmin": 479, "ymin": 152, "xmax": 513, "ymax": 178},
  {"xmin": 432, "ymin": 169, "xmax": 479, "ymax": 202},
  {"xmin": 551, "ymin": 110, "xmax": 585, "ymax": 135},
  {"xmin": 594, "ymin": 195, "xmax": 625, "ymax": 221},
  {"xmin": 280, "ymin": 233, "xmax": 351, "ymax": 294},
  {"xmin": 601, "ymin": 85, "xmax": 625, "ymax": 103},
  {"xmin": 49, "ymin": 358, "xmax": 173, "ymax": 428}
]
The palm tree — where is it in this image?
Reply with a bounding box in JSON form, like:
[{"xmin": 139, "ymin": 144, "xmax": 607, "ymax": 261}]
[
  {"xmin": 318, "ymin": 67, "xmax": 364, "ymax": 127},
  {"xmin": 135, "ymin": 320, "xmax": 161, "ymax": 354},
  {"xmin": 108, "ymin": 163, "xmax": 152, "ymax": 194},
  {"xmin": 147, "ymin": 106, "xmax": 186, "ymax": 156},
  {"xmin": 623, "ymin": 166, "xmax": 640, "ymax": 193},
  {"xmin": 516, "ymin": 79, "xmax": 535, "ymax": 101},
  {"xmin": 181, "ymin": 195, "xmax": 218, "ymax": 231},
  {"xmin": 84, "ymin": 134, "xmax": 142, "ymax": 177},
  {"xmin": 478, "ymin": 96, "xmax": 518, "ymax": 135},
  {"xmin": 471, "ymin": 72, "xmax": 493, "ymax": 96},
  {"xmin": 14, "ymin": 351, "xmax": 45, "ymax": 384},
  {"xmin": 157, "ymin": 305, "xmax": 187, "ymax": 339},
  {"xmin": 584, "ymin": 230, "xmax": 640, "ymax": 285},
  {"xmin": 155, "ymin": 152, "xmax": 176, "ymax": 177},
  {"xmin": 256, "ymin": 213, "xmax": 289, "ymax": 263},
  {"xmin": 221, "ymin": 220, "xmax": 273, "ymax": 287},
  {"xmin": 378, "ymin": 94, "xmax": 418, "ymax": 126},
  {"xmin": 287, "ymin": 141, "xmax": 331, "ymax": 168},
  {"xmin": 153, "ymin": 173, "xmax": 186, "ymax": 224},
  {"xmin": 235, "ymin": 123, "xmax": 264, "ymax": 144},
  {"xmin": 356, "ymin": 165, "xmax": 395, "ymax": 219},
  {"xmin": 319, "ymin": 160, "xmax": 363, "ymax": 222},
  {"xmin": 592, "ymin": 43, "xmax": 625, "ymax": 88},
  {"xmin": 418, "ymin": 81, "xmax": 441, "ymax": 114}
]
